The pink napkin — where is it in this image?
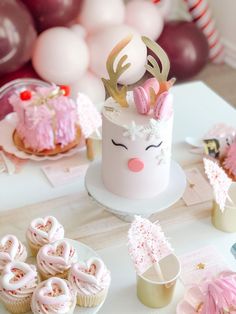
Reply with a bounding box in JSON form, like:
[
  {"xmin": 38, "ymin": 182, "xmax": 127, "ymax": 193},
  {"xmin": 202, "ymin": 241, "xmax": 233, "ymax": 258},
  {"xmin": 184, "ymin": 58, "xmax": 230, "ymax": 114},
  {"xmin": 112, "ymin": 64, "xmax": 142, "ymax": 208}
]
[
  {"xmin": 182, "ymin": 168, "xmax": 213, "ymax": 206},
  {"xmin": 179, "ymin": 246, "xmax": 230, "ymax": 286}
]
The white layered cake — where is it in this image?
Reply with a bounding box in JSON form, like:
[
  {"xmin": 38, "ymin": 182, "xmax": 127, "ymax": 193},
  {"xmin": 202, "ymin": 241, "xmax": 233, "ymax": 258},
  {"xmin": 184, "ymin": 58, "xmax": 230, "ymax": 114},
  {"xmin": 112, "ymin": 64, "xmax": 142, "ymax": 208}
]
[
  {"xmin": 101, "ymin": 36, "xmax": 174, "ymax": 199},
  {"xmin": 102, "ymin": 94, "xmax": 173, "ymax": 199}
]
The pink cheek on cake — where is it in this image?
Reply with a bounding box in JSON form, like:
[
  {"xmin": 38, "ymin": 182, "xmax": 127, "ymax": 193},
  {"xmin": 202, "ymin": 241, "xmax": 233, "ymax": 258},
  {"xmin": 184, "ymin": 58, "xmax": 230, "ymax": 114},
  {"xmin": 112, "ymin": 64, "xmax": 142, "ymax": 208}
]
[{"xmin": 128, "ymin": 158, "xmax": 144, "ymax": 172}]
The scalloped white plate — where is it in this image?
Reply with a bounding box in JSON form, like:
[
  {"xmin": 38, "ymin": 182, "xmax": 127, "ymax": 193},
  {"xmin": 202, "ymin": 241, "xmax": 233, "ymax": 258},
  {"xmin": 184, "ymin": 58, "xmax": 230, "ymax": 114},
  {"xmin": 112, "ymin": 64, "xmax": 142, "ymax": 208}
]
[
  {"xmin": 0, "ymin": 239, "xmax": 106, "ymax": 314},
  {"xmin": 0, "ymin": 113, "xmax": 85, "ymax": 161},
  {"xmin": 85, "ymin": 160, "xmax": 186, "ymax": 222}
]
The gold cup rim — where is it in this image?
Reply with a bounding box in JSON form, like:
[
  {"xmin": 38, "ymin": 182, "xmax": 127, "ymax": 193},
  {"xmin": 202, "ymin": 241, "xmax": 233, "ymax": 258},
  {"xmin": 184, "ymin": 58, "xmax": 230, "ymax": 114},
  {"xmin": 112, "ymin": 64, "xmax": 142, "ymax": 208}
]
[{"xmin": 138, "ymin": 253, "xmax": 181, "ymax": 285}]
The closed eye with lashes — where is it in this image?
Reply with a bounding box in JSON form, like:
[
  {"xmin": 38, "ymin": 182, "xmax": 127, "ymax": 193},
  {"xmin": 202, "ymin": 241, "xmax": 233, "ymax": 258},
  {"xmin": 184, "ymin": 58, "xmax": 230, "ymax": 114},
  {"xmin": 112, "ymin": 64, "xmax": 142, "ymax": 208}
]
[
  {"xmin": 145, "ymin": 141, "xmax": 163, "ymax": 151},
  {"xmin": 111, "ymin": 139, "xmax": 128, "ymax": 150}
]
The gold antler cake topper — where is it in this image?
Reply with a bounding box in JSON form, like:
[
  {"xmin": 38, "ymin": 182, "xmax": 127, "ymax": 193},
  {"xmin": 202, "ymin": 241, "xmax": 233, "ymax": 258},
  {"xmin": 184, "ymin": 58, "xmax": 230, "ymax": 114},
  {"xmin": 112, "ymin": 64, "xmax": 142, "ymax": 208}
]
[
  {"xmin": 102, "ymin": 36, "xmax": 132, "ymax": 108},
  {"xmin": 142, "ymin": 36, "xmax": 170, "ymax": 82}
]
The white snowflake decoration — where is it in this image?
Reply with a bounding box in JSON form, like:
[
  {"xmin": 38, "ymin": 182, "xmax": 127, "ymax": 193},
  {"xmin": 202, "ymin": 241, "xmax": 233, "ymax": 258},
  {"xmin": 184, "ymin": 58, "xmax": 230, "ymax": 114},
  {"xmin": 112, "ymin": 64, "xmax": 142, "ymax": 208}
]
[
  {"xmin": 203, "ymin": 158, "xmax": 232, "ymax": 211},
  {"xmin": 156, "ymin": 144, "xmax": 171, "ymax": 165},
  {"xmin": 143, "ymin": 118, "xmax": 164, "ymax": 141},
  {"xmin": 123, "ymin": 121, "xmax": 144, "ymax": 141}
]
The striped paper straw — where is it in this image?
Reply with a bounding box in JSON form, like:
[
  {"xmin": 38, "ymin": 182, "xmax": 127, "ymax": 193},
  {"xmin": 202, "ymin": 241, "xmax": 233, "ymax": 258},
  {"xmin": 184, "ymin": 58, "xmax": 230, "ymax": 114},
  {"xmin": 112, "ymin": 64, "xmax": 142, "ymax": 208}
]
[{"xmin": 184, "ymin": 0, "xmax": 225, "ymax": 63}]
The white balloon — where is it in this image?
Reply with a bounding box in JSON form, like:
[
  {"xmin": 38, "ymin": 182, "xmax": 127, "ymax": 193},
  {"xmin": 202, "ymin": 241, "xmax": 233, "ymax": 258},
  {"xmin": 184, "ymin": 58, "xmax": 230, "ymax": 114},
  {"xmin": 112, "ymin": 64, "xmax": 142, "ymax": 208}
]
[
  {"xmin": 32, "ymin": 27, "xmax": 89, "ymax": 85},
  {"xmin": 70, "ymin": 24, "xmax": 87, "ymax": 39},
  {"xmin": 125, "ymin": 0, "xmax": 164, "ymax": 40},
  {"xmin": 152, "ymin": 0, "xmax": 172, "ymax": 19},
  {"xmin": 79, "ymin": 0, "xmax": 125, "ymax": 34},
  {"xmin": 71, "ymin": 72, "xmax": 105, "ymax": 104},
  {"xmin": 87, "ymin": 25, "xmax": 147, "ymax": 85}
]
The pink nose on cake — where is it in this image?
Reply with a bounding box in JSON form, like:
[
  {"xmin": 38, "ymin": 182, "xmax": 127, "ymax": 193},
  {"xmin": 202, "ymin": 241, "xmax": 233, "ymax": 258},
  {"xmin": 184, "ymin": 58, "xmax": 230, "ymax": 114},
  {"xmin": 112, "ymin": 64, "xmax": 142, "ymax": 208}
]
[{"xmin": 128, "ymin": 158, "xmax": 144, "ymax": 172}]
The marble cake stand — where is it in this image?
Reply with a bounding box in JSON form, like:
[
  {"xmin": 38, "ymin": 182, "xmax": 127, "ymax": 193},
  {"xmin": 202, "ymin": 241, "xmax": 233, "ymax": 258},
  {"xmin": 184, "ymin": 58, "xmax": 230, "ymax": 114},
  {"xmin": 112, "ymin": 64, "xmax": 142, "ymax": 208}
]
[{"xmin": 85, "ymin": 160, "xmax": 186, "ymax": 222}]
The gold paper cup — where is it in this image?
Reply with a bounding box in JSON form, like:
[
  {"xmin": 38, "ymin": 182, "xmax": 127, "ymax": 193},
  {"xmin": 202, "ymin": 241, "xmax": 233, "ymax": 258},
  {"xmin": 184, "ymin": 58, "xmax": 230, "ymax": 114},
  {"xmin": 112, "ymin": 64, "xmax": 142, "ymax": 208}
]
[
  {"xmin": 212, "ymin": 183, "xmax": 236, "ymax": 233},
  {"xmin": 136, "ymin": 253, "xmax": 181, "ymax": 308}
]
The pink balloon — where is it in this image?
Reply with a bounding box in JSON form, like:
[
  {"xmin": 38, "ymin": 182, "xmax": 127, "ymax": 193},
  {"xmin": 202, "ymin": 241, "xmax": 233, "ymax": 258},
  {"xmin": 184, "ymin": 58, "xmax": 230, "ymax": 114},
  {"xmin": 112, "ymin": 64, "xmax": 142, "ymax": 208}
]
[
  {"xmin": 71, "ymin": 72, "xmax": 105, "ymax": 104},
  {"xmin": 79, "ymin": 0, "xmax": 125, "ymax": 34},
  {"xmin": 21, "ymin": 0, "xmax": 83, "ymax": 32},
  {"xmin": 125, "ymin": 0, "xmax": 164, "ymax": 40},
  {"xmin": 0, "ymin": 62, "xmax": 39, "ymax": 88},
  {"xmin": 32, "ymin": 27, "xmax": 89, "ymax": 85},
  {"xmin": 87, "ymin": 25, "xmax": 147, "ymax": 85},
  {"xmin": 0, "ymin": 0, "xmax": 37, "ymax": 75}
]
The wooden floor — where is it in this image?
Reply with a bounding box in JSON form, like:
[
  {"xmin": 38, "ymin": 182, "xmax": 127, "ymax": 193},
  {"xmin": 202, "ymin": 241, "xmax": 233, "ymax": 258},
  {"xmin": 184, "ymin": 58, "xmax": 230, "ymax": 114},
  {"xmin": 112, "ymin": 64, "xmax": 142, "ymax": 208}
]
[{"xmin": 191, "ymin": 63, "xmax": 236, "ymax": 108}]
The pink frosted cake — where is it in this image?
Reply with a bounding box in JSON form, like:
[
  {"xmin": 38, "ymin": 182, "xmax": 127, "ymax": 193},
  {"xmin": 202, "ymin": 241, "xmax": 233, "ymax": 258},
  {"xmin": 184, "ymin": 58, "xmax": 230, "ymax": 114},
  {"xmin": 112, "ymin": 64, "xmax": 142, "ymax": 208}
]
[
  {"xmin": 0, "ymin": 235, "xmax": 27, "ymax": 274},
  {"xmin": 37, "ymin": 239, "xmax": 77, "ymax": 280},
  {"xmin": 68, "ymin": 257, "xmax": 111, "ymax": 307},
  {"xmin": 31, "ymin": 277, "xmax": 76, "ymax": 314},
  {"xmin": 101, "ymin": 36, "xmax": 175, "ymax": 199},
  {"xmin": 0, "ymin": 261, "xmax": 38, "ymax": 314},
  {"xmin": 9, "ymin": 85, "xmax": 101, "ymax": 156}
]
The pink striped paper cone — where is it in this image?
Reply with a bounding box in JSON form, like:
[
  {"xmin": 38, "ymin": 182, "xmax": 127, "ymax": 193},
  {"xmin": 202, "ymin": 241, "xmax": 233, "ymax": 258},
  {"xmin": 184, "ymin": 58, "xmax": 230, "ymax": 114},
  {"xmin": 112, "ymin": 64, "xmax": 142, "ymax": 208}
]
[{"xmin": 185, "ymin": 0, "xmax": 225, "ymax": 63}]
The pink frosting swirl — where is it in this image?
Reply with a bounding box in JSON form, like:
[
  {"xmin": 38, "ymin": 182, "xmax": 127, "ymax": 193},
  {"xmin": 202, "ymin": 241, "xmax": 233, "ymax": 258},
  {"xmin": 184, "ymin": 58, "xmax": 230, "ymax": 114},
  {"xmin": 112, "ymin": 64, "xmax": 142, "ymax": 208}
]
[
  {"xmin": 0, "ymin": 235, "xmax": 27, "ymax": 273},
  {"xmin": 37, "ymin": 240, "xmax": 77, "ymax": 277},
  {"xmin": 0, "ymin": 261, "xmax": 38, "ymax": 303},
  {"xmin": 26, "ymin": 216, "xmax": 64, "ymax": 247},
  {"xmin": 68, "ymin": 257, "xmax": 111, "ymax": 296},
  {"xmin": 31, "ymin": 277, "xmax": 76, "ymax": 314}
]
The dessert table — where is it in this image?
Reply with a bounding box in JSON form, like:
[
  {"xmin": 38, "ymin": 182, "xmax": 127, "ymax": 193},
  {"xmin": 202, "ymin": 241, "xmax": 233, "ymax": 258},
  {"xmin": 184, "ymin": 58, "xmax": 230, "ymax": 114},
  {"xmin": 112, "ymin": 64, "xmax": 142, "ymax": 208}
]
[{"xmin": 0, "ymin": 81, "xmax": 236, "ymax": 313}]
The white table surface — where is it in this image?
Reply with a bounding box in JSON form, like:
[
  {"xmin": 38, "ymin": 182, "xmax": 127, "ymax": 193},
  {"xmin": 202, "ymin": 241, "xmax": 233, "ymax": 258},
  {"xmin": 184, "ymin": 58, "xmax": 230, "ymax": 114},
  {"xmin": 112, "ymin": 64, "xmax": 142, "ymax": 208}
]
[
  {"xmin": 96, "ymin": 82, "xmax": 236, "ymax": 313},
  {"xmin": 1, "ymin": 81, "xmax": 236, "ymax": 313},
  {"xmin": 98, "ymin": 218, "xmax": 236, "ymax": 314},
  {"xmin": 0, "ymin": 81, "xmax": 236, "ymax": 211}
]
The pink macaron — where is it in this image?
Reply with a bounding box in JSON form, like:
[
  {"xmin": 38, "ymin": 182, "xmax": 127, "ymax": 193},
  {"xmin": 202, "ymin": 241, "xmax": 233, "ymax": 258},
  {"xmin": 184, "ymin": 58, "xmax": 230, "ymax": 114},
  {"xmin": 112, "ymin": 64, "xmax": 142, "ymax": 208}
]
[
  {"xmin": 153, "ymin": 91, "xmax": 173, "ymax": 120},
  {"xmin": 142, "ymin": 78, "xmax": 160, "ymax": 97},
  {"xmin": 133, "ymin": 86, "xmax": 150, "ymax": 115}
]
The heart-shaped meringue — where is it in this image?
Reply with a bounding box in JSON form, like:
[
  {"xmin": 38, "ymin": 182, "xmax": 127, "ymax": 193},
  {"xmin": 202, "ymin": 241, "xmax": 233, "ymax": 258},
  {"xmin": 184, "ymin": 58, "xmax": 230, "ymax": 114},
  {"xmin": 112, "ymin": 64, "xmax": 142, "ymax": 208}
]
[
  {"xmin": 37, "ymin": 277, "xmax": 70, "ymax": 305},
  {"xmin": 29, "ymin": 216, "xmax": 63, "ymax": 242},
  {"xmin": 1, "ymin": 261, "xmax": 36, "ymax": 290},
  {"xmin": 39, "ymin": 240, "xmax": 72, "ymax": 265},
  {"xmin": 72, "ymin": 258, "xmax": 104, "ymax": 284},
  {"xmin": 0, "ymin": 235, "xmax": 19, "ymax": 261}
]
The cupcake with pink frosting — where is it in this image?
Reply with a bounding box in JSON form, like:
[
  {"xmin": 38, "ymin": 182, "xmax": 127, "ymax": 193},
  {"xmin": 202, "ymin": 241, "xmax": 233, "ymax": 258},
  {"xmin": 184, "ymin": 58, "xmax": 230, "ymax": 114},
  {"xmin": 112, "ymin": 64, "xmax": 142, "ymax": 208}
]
[
  {"xmin": 26, "ymin": 216, "xmax": 64, "ymax": 256},
  {"xmin": 37, "ymin": 239, "xmax": 77, "ymax": 280},
  {"xmin": 68, "ymin": 257, "xmax": 111, "ymax": 307},
  {"xmin": 0, "ymin": 261, "xmax": 38, "ymax": 314},
  {"xmin": 31, "ymin": 277, "xmax": 76, "ymax": 314},
  {"xmin": 0, "ymin": 235, "xmax": 27, "ymax": 274}
]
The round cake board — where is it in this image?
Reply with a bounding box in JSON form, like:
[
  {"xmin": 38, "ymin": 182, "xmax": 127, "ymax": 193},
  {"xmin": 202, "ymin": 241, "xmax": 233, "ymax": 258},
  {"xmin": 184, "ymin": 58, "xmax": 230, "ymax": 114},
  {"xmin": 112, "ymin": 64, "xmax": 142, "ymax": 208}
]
[{"xmin": 85, "ymin": 160, "xmax": 186, "ymax": 222}]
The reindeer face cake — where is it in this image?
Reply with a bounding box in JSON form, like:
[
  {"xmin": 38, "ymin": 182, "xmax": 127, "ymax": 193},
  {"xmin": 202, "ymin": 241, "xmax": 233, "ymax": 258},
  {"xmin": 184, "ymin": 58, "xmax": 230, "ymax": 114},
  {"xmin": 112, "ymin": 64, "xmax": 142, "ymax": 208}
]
[{"xmin": 102, "ymin": 36, "xmax": 175, "ymax": 199}]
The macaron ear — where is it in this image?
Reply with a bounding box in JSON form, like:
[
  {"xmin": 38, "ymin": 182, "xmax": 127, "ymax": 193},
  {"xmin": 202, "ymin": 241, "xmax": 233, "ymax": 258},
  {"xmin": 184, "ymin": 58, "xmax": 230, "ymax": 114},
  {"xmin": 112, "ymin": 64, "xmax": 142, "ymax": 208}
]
[
  {"xmin": 142, "ymin": 78, "xmax": 160, "ymax": 107},
  {"xmin": 133, "ymin": 86, "xmax": 150, "ymax": 115},
  {"xmin": 142, "ymin": 78, "xmax": 160, "ymax": 94},
  {"xmin": 153, "ymin": 91, "xmax": 173, "ymax": 120}
]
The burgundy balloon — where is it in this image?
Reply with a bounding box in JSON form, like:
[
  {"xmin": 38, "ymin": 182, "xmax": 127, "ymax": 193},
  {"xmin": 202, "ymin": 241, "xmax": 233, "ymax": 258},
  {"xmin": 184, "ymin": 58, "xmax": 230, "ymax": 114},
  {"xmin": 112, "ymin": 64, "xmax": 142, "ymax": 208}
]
[
  {"xmin": 0, "ymin": 62, "xmax": 40, "ymax": 120},
  {"xmin": 0, "ymin": 62, "xmax": 39, "ymax": 88},
  {"xmin": 21, "ymin": 0, "xmax": 83, "ymax": 32},
  {"xmin": 0, "ymin": 0, "xmax": 37, "ymax": 76},
  {"xmin": 157, "ymin": 21, "xmax": 209, "ymax": 80}
]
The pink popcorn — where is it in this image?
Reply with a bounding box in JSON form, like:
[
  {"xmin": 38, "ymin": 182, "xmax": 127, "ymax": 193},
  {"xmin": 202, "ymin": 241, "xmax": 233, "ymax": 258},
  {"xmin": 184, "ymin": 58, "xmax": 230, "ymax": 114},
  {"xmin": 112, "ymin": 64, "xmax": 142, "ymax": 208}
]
[
  {"xmin": 128, "ymin": 216, "xmax": 173, "ymax": 275},
  {"xmin": 203, "ymin": 158, "xmax": 232, "ymax": 211}
]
